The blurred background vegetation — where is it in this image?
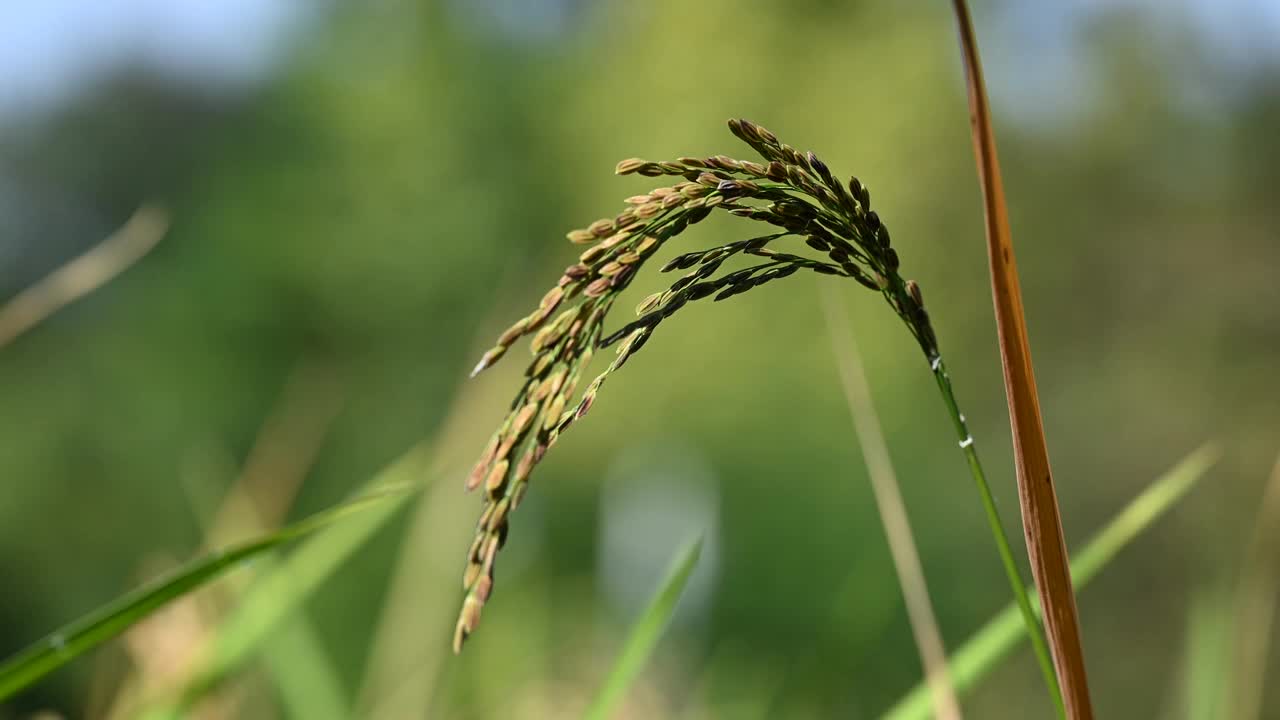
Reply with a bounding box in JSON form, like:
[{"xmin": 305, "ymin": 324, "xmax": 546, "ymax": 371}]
[{"xmin": 2, "ymin": 1, "xmax": 1278, "ymax": 717}]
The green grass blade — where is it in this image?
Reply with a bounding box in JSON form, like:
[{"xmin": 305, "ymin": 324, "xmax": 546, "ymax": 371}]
[
  {"xmin": 1182, "ymin": 586, "xmax": 1231, "ymax": 720},
  {"xmin": 583, "ymin": 536, "xmax": 704, "ymax": 720},
  {"xmin": 0, "ymin": 486, "xmax": 411, "ymax": 702},
  {"xmin": 883, "ymin": 444, "xmax": 1220, "ymax": 720},
  {"xmin": 264, "ymin": 608, "xmax": 352, "ymax": 720},
  {"xmin": 176, "ymin": 444, "xmax": 351, "ymax": 720},
  {"xmin": 142, "ymin": 447, "xmax": 429, "ymax": 718}
]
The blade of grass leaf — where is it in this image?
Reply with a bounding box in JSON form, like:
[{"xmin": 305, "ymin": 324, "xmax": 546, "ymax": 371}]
[
  {"xmin": 947, "ymin": 2, "xmax": 1092, "ymax": 716},
  {"xmin": 263, "ymin": 607, "xmax": 351, "ymax": 720},
  {"xmin": 583, "ymin": 536, "xmax": 704, "ymax": 720},
  {"xmin": 1179, "ymin": 586, "xmax": 1231, "ymax": 720},
  {"xmin": 154, "ymin": 308, "xmax": 518, "ymax": 719},
  {"xmin": 173, "ymin": 369, "xmax": 350, "ymax": 720},
  {"xmin": 883, "ymin": 443, "xmax": 1219, "ymax": 720},
  {"xmin": 821, "ymin": 285, "xmax": 962, "ymax": 720},
  {"xmin": 0, "ymin": 485, "xmax": 410, "ymax": 702},
  {"xmin": 142, "ymin": 448, "xmax": 430, "ymax": 718},
  {"xmin": 1223, "ymin": 451, "xmax": 1280, "ymax": 720},
  {"xmin": 147, "ymin": 328, "xmax": 513, "ymax": 717}
]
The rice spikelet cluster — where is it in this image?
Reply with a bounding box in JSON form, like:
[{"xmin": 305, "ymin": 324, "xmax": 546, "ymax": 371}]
[{"xmin": 453, "ymin": 119, "xmax": 941, "ymax": 652}]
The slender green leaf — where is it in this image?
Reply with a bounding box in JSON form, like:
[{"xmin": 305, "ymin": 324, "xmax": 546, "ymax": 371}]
[
  {"xmin": 1182, "ymin": 586, "xmax": 1232, "ymax": 720},
  {"xmin": 176, "ymin": 443, "xmax": 351, "ymax": 720},
  {"xmin": 143, "ymin": 447, "xmax": 429, "ymax": 718},
  {"xmin": 0, "ymin": 486, "xmax": 411, "ymax": 702},
  {"xmin": 1222, "ymin": 452, "xmax": 1280, "ymax": 720},
  {"xmin": 884, "ymin": 444, "xmax": 1219, "ymax": 720},
  {"xmin": 264, "ymin": 608, "xmax": 352, "ymax": 720},
  {"xmin": 583, "ymin": 536, "xmax": 704, "ymax": 720}
]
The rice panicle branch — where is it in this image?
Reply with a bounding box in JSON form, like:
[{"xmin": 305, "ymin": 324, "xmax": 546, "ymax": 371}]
[{"xmin": 453, "ymin": 119, "xmax": 967, "ymax": 653}]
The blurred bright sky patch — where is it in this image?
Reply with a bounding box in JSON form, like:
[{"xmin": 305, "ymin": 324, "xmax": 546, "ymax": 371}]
[
  {"xmin": 2, "ymin": 0, "xmax": 1278, "ymax": 123},
  {"xmin": 0, "ymin": 0, "xmax": 312, "ymax": 118}
]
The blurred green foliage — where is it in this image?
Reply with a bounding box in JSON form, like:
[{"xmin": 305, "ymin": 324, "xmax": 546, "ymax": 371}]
[{"xmin": 1, "ymin": 1, "xmax": 1278, "ymax": 717}]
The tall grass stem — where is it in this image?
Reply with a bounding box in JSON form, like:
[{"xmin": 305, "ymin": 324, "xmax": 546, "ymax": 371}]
[
  {"xmin": 886, "ymin": 444, "xmax": 1219, "ymax": 719},
  {"xmin": 821, "ymin": 286, "xmax": 961, "ymax": 720},
  {"xmin": 929, "ymin": 354, "xmax": 1064, "ymax": 718}
]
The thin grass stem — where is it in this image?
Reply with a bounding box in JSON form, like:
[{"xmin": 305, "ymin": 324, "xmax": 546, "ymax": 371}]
[
  {"xmin": 821, "ymin": 287, "xmax": 961, "ymax": 720},
  {"xmin": 928, "ymin": 353, "xmax": 1065, "ymax": 719},
  {"xmin": 0, "ymin": 205, "xmax": 168, "ymax": 350},
  {"xmin": 886, "ymin": 444, "xmax": 1219, "ymax": 719}
]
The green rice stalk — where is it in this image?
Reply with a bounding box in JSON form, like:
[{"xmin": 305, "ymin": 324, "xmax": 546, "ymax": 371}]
[
  {"xmin": 454, "ymin": 120, "xmax": 1045, "ymax": 674},
  {"xmin": 883, "ymin": 444, "xmax": 1219, "ymax": 719},
  {"xmin": 583, "ymin": 537, "xmax": 703, "ymax": 720}
]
